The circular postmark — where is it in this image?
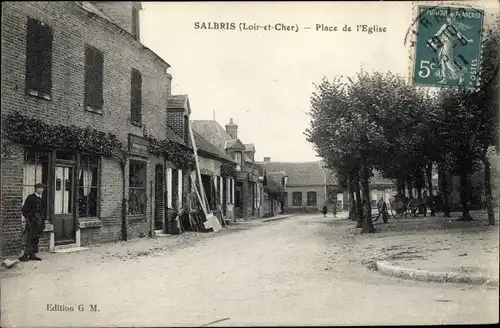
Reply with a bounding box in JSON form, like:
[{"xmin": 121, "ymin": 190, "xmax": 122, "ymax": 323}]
[{"xmin": 404, "ymin": 1, "xmax": 498, "ymax": 90}]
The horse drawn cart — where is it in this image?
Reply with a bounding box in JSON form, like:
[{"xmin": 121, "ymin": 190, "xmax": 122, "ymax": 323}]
[{"xmin": 388, "ymin": 194, "xmax": 427, "ymax": 219}]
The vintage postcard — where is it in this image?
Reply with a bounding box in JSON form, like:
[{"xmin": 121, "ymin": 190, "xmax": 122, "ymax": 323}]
[{"xmin": 1, "ymin": 1, "xmax": 499, "ymax": 327}]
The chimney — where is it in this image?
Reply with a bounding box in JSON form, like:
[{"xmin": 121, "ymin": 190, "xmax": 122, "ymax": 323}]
[
  {"xmin": 91, "ymin": 2, "xmax": 142, "ymax": 39},
  {"xmin": 166, "ymin": 73, "xmax": 173, "ymax": 96},
  {"xmin": 264, "ymin": 157, "xmax": 271, "ymax": 163},
  {"xmin": 225, "ymin": 118, "xmax": 238, "ymax": 140}
]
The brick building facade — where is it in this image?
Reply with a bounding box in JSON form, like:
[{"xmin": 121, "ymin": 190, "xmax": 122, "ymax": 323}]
[{"xmin": 0, "ymin": 1, "xmax": 185, "ymax": 257}]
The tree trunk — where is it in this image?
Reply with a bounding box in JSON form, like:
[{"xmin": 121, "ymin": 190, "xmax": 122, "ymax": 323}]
[
  {"xmin": 417, "ymin": 187, "xmax": 425, "ymax": 216},
  {"xmin": 439, "ymin": 168, "xmax": 451, "ymax": 217},
  {"xmin": 355, "ymin": 173, "xmax": 363, "ymax": 228},
  {"xmin": 348, "ymin": 179, "xmax": 357, "ymax": 221},
  {"xmin": 407, "ymin": 181, "xmax": 414, "ymax": 199},
  {"xmin": 401, "ymin": 181, "xmax": 406, "ymax": 196},
  {"xmin": 483, "ymin": 157, "xmax": 495, "ymax": 225},
  {"xmin": 426, "ymin": 162, "xmax": 435, "ymax": 216},
  {"xmin": 396, "ymin": 178, "xmax": 403, "ymax": 194},
  {"xmin": 458, "ymin": 167, "xmax": 473, "ymax": 221},
  {"xmin": 361, "ymin": 161, "xmax": 375, "ymax": 233}
]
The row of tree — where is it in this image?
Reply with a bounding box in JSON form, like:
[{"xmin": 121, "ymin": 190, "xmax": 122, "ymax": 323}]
[{"xmin": 305, "ymin": 16, "xmax": 499, "ymax": 233}]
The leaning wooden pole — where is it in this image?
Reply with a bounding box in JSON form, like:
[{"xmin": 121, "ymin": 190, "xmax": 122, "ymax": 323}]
[{"xmin": 188, "ymin": 118, "xmax": 208, "ymax": 215}]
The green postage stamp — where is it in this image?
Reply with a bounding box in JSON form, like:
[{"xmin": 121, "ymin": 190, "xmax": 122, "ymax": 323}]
[{"xmin": 411, "ymin": 4, "xmax": 485, "ymax": 89}]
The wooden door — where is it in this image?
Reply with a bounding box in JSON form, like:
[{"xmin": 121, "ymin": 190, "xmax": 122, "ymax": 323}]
[{"xmin": 53, "ymin": 164, "xmax": 76, "ymax": 245}]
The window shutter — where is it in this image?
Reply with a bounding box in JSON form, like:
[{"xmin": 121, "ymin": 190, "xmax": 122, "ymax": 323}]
[
  {"xmin": 131, "ymin": 69, "xmax": 142, "ymax": 125},
  {"xmin": 40, "ymin": 22, "xmax": 53, "ymax": 96},
  {"xmin": 25, "ymin": 18, "xmax": 52, "ymax": 98},
  {"xmin": 25, "ymin": 18, "xmax": 40, "ymax": 93},
  {"xmin": 94, "ymin": 49, "xmax": 104, "ymax": 108},
  {"xmin": 84, "ymin": 46, "xmax": 104, "ymax": 109},
  {"xmin": 84, "ymin": 46, "xmax": 94, "ymax": 107}
]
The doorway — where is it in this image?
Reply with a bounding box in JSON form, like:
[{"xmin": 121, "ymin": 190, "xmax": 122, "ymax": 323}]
[
  {"xmin": 154, "ymin": 164, "xmax": 164, "ymax": 231},
  {"xmin": 53, "ymin": 164, "xmax": 76, "ymax": 245}
]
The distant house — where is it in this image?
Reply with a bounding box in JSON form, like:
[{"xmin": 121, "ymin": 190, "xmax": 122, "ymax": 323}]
[
  {"xmin": 260, "ymin": 158, "xmax": 338, "ymax": 213},
  {"xmin": 191, "ymin": 118, "xmax": 264, "ymax": 220}
]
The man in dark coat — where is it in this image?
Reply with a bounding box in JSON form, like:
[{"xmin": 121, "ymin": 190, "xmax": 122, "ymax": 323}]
[{"xmin": 19, "ymin": 183, "xmax": 46, "ymax": 261}]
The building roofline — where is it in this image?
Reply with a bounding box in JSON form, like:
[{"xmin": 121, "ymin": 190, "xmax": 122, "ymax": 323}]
[{"xmin": 76, "ymin": 2, "xmax": 170, "ymax": 70}]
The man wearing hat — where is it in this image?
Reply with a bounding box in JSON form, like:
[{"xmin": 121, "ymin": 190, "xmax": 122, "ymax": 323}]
[{"xmin": 19, "ymin": 183, "xmax": 46, "ymax": 261}]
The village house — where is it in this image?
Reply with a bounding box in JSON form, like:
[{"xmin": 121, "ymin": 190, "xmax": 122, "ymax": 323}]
[
  {"xmin": 191, "ymin": 119, "xmax": 265, "ymax": 220},
  {"xmin": 260, "ymin": 159, "xmax": 338, "ymax": 213},
  {"xmin": 165, "ymin": 95, "xmax": 237, "ymax": 223},
  {"xmin": 0, "ymin": 1, "xmax": 193, "ymax": 257}
]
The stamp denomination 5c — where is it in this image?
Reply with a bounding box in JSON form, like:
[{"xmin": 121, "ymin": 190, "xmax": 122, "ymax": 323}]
[{"xmin": 411, "ymin": 4, "xmax": 485, "ymax": 89}]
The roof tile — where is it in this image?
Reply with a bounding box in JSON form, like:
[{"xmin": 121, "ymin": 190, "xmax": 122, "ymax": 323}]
[{"xmin": 261, "ymin": 161, "xmax": 337, "ymax": 186}]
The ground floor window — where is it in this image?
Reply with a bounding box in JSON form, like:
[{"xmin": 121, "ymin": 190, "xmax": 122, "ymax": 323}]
[
  {"xmin": 23, "ymin": 149, "xmax": 49, "ymax": 219},
  {"xmin": 292, "ymin": 191, "xmax": 302, "ymax": 206},
  {"xmin": 129, "ymin": 160, "xmax": 147, "ymax": 215},
  {"xmin": 78, "ymin": 154, "xmax": 100, "ymax": 217},
  {"xmin": 307, "ymin": 191, "xmax": 317, "ymax": 206}
]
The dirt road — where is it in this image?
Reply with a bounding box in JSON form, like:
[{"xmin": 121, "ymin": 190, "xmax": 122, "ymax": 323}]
[{"xmin": 1, "ymin": 214, "xmax": 498, "ymax": 326}]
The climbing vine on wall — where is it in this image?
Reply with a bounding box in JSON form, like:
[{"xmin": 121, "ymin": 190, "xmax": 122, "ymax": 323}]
[
  {"xmin": 147, "ymin": 136, "xmax": 195, "ymax": 170},
  {"xmin": 220, "ymin": 161, "xmax": 237, "ymax": 178},
  {"xmin": 4, "ymin": 112, "xmax": 125, "ymax": 158}
]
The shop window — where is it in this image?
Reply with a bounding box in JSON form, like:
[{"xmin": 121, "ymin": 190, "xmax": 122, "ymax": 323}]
[
  {"xmin": 307, "ymin": 191, "xmax": 317, "ymax": 206},
  {"xmin": 292, "ymin": 192, "xmax": 302, "ymax": 206},
  {"xmin": 128, "ymin": 160, "xmax": 146, "ymax": 215},
  {"xmin": 22, "ymin": 149, "xmax": 49, "ymax": 220},
  {"xmin": 78, "ymin": 155, "xmax": 100, "ymax": 217}
]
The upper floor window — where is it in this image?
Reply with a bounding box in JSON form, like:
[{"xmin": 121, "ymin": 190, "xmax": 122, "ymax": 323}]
[
  {"xmin": 84, "ymin": 45, "xmax": 104, "ymax": 113},
  {"xmin": 130, "ymin": 68, "xmax": 142, "ymax": 126},
  {"xmin": 307, "ymin": 191, "xmax": 317, "ymax": 206},
  {"xmin": 132, "ymin": 6, "xmax": 140, "ymax": 39},
  {"xmin": 233, "ymin": 152, "xmax": 242, "ymax": 171},
  {"xmin": 25, "ymin": 18, "xmax": 53, "ymax": 100}
]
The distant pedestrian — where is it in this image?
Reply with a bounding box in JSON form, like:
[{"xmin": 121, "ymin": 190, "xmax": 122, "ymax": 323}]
[
  {"xmin": 322, "ymin": 204, "xmax": 328, "ymax": 218},
  {"xmin": 19, "ymin": 183, "xmax": 46, "ymax": 262}
]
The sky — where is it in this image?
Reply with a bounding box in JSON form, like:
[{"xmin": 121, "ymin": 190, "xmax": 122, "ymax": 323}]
[{"xmin": 140, "ymin": 1, "xmax": 498, "ymax": 163}]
